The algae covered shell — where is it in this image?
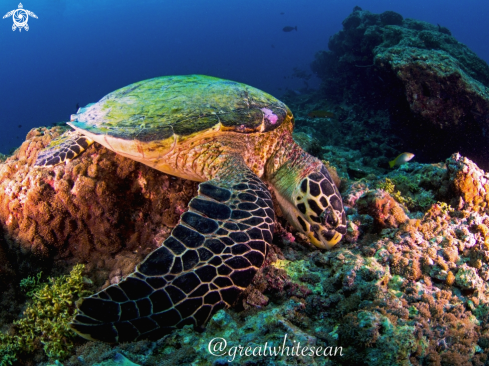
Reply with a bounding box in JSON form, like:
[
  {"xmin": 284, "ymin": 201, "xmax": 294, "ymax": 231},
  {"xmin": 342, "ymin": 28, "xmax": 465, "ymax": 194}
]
[{"xmin": 71, "ymin": 74, "xmax": 290, "ymax": 144}]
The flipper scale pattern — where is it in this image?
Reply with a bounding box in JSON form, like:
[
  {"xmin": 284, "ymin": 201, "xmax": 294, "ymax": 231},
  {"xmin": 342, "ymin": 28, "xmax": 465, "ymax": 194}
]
[
  {"xmin": 70, "ymin": 163, "xmax": 275, "ymax": 342},
  {"xmin": 34, "ymin": 131, "xmax": 94, "ymax": 167}
]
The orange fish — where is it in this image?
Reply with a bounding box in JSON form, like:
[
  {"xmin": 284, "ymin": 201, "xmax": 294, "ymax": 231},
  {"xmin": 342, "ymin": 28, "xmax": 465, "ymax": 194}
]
[{"xmin": 307, "ymin": 110, "xmax": 335, "ymax": 118}]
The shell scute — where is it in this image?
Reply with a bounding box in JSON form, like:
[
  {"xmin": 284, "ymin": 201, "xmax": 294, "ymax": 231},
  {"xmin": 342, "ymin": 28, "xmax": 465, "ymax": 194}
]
[{"xmin": 71, "ymin": 75, "xmax": 289, "ymax": 142}]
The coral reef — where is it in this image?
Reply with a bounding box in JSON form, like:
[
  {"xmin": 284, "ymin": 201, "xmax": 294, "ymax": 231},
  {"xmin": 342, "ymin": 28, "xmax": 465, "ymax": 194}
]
[
  {"xmin": 447, "ymin": 153, "xmax": 489, "ymax": 212},
  {"xmin": 59, "ymin": 152, "xmax": 489, "ymax": 366},
  {"xmin": 0, "ymin": 127, "xmax": 197, "ymax": 363},
  {"xmin": 0, "ymin": 144, "xmax": 482, "ymax": 365},
  {"xmin": 0, "ymin": 126, "xmax": 197, "ymax": 288},
  {"xmin": 356, "ymin": 189, "xmax": 409, "ymax": 231},
  {"xmin": 311, "ymin": 6, "xmax": 489, "ymax": 169},
  {"xmin": 2, "ymin": 9, "xmax": 489, "ymax": 364},
  {"xmin": 3, "ymin": 119, "xmax": 489, "ymax": 365}
]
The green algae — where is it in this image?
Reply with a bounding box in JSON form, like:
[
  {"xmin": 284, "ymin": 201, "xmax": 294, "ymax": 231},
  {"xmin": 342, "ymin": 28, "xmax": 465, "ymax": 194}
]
[
  {"xmin": 455, "ymin": 263, "xmax": 483, "ymax": 290},
  {"xmin": 273, "ymin": 259, "xmax": 325, "ymax": 295},
  {"xmin": 376, "ymin": 175, "xmax": 436, "ymax": 212},
  {"xmin": 363, "ymin": 313, "xmax": 416, "ymax": 366},
  {"xmin": 0, "ymin": 265, "xmax": 90, "ymax": 364},
  {"xmin": 73, "ymin": 75, "xmax": 288, "ymax": 140}
]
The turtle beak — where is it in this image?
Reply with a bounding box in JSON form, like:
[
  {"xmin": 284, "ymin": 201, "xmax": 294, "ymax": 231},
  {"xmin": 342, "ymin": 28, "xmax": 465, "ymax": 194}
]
[
  {"xmin": 306, "ymin": 206, "xmax": 345, "ymax": 249},
  {"xmin": 307, "ymin": 227, "xmax": 342, "ymax": 249}
]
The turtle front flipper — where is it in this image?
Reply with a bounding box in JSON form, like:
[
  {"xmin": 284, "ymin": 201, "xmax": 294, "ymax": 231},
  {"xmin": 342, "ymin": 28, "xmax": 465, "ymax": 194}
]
[
  {"xmin": 35, "ymin": 130, "xmax": 94, "ymax": 167},
  {"xmin": 70, "ymin": 157, "xmax": 275, "ymax": 343}
]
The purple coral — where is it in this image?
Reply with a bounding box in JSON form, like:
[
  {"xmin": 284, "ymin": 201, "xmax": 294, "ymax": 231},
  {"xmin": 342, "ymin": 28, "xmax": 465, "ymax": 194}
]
[{"xmin": 261, "ymin": 108, "xmax": 278, "ymax": 124}]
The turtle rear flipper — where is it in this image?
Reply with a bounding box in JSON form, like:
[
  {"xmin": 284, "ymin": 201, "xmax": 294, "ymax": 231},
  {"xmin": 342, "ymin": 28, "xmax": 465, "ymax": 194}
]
[
  {"xmin": 35, "ymin": 130, "xmax": 94, "ymax": 167},
  {"xmin": 70, "ymin": 157, "xmax": 275, "ymax": 343}
]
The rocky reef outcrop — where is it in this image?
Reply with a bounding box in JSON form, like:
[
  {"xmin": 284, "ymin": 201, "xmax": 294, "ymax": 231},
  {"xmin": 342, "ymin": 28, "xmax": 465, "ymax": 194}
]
[
  {"xmin": 0, "ymin": 126, "xmax": 198, "ymax": 316},
  {"xmin": 311, "ymin": 6, "xmax": 489, "ymax": 169}
]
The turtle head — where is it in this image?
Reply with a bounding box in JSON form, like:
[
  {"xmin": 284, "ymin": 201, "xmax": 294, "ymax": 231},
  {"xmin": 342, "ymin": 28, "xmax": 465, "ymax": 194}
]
[
  {"xmin": 271, "ymin": 163, "xmax": 346, "ymax": 249},
  {"xmin": 290, "ymin": 166, "xmax": 346, "ymax": 249}
]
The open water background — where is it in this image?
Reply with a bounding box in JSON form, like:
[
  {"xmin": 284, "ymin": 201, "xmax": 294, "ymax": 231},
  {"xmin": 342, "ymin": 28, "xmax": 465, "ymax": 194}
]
[{"xmin": 0, "ymin": 0, "xmax": 488, "ymax": 154}]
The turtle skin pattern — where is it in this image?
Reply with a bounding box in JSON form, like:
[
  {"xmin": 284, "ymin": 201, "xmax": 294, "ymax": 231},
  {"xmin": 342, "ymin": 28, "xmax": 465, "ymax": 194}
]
[
  {"xmin": 70, "ymin": 162, "xmax": 275, "ymax": 343},
  {"xmin": 35, "ymin": 131, "xmax": 94, "ymax": 167}
]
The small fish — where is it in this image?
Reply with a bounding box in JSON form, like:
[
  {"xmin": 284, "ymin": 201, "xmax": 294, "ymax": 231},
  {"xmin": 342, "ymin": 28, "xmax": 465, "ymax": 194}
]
[
  {"xmin": 389, "ymin": 152, "xmax": 415, "ymax": 168},
  {"xmin": 308, "ymin": 110, "xmax": 335, "ymax": 118},
  {"xmin": 280, "ymin": 12, "xmax": 285, "ymax": 15},
  {"xmin": 18, "ymin": 124, "xmax": 22, "ymax": 128},
  {"xmin": 283, "ymin": 26, "xmax": 297, "ymax": 32}
]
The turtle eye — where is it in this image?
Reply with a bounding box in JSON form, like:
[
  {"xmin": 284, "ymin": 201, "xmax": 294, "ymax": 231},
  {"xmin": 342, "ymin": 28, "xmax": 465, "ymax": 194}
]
[{"xmin": 320, "ymin": 207, "xmax": 338, "ymax": 228}]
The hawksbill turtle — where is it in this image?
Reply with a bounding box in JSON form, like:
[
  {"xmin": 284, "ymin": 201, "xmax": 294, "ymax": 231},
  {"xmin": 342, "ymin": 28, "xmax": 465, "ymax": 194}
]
[{"xmin": 35, "ymin": 75, "xmax": 346, "ymax": 343}]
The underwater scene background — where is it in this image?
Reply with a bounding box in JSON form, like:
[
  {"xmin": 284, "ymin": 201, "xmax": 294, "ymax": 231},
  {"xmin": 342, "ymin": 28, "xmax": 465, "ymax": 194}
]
[
  {"xmin": 1, "ymin": 0, "xmax": 489, "ymax": 365},
  {"xmin": 1, "ymin": 0, "xmax": 488, "ymax": 155}
]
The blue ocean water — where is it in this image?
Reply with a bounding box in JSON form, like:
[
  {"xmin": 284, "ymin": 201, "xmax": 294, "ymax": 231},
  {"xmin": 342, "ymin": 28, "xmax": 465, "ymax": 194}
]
[{"xmin": 0, "ymin": 0, "xmax": 488, "ymax": 155}]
